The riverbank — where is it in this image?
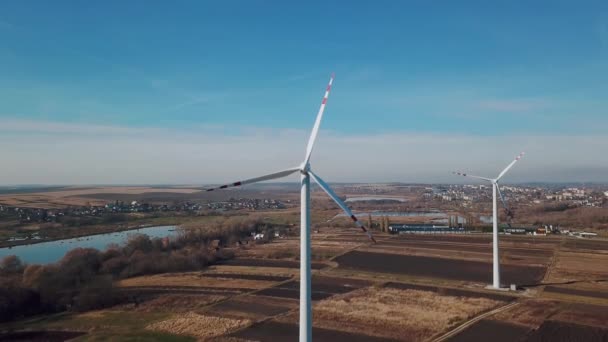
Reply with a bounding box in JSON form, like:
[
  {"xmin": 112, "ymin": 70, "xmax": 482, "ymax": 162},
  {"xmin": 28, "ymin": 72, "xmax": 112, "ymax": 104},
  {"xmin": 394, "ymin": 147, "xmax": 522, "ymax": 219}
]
[
  {"xmin": 0, "ymin": 215, "xmax": 195, "ymax": 249},
  {"xmin": 0, "ymin": 225, "xmax": 183, "ymax": 264}
]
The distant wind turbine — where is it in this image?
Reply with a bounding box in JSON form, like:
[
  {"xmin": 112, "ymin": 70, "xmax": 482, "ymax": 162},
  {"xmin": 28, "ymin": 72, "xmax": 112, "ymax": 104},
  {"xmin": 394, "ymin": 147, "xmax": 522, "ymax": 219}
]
[
  {"xmin": 205, "ymin": 74, "xmax": 376, "ymax": 342},
  {"xmin": 453, "ymin": 152, "xmax": 525, "ymax": 289}
]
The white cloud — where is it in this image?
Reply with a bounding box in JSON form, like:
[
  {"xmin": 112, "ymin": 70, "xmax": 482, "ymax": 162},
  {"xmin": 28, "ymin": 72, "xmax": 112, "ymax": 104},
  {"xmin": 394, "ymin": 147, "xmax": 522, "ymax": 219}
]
[{"xmin": 0, "ymin": 119, "xmax": 605, "ymax": 185}]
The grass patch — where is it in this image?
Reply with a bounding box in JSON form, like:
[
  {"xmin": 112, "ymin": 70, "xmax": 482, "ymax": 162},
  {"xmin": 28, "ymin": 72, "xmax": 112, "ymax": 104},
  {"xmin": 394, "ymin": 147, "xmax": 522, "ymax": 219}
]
[
  {"xmin": 309, "ymin": 286, "xmax": 502, "ymax": 341},
  {"xmin": 72, "ymin": 331, "xmax": 196, "ymax": 342},
  {"xmin": 146, "ymin": 312, "xmax": 250, "ymax": 340},
  {"xmin": 117, "ymin": 272, "xmax": 278, "ymax": 289}
]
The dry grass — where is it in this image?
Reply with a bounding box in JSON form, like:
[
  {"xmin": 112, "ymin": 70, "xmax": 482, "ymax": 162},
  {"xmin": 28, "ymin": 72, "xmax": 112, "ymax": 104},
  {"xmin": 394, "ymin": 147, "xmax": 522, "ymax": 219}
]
[
  {"xmin": 116, "ymin": 272, "xmax": 278, "ymax": 289},
  {"xmin": 493, "ymin": 299, "xmax": 559, "ymax": 327},
  {"xmin": 359, "ymin": 245, "xmax": 492, "ymax": 263},
  {"xmin": 548, "ymin": 251, "xmax": 608, "ymax": 282},
  {"xmin": 308, "ymin": 287, "xmax": 501, "ymax": 341},
  {"xmin": 146, "ymin": 312, "xmax": 250, "ymax": 340},
  {"xmin": 203, "ymin": 296, "xmax": 297, "ymax": 321},
  {"xmin": 206, "ymin": 265, "xmax": 298, "ymax": 277},
  {"xmin": 133, "ymin": 294, "xmax": 226, "ymax": 313}
]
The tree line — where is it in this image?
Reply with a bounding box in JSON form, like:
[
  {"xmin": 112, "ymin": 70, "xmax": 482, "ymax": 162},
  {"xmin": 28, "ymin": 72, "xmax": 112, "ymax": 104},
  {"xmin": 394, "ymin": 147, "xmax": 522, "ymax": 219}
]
[{"xmin": 0, "ymin": 217, "xmax": 271, "ymax": 322}]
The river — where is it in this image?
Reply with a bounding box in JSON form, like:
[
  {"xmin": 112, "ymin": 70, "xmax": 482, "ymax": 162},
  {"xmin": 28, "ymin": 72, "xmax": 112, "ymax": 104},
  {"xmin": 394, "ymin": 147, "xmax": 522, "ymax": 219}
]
[{"xmin": 0, "ymin": 225, "xmax": 179, "ymax": 265}]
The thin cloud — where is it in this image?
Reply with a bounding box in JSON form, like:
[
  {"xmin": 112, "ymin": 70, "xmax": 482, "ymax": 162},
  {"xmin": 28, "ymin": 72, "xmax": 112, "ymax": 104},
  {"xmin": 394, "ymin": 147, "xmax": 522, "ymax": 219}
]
[
  {"xmin": 0, "ymin": 120, "xmax": 605, "ymax": 185},
  {"xmin": 474, "ymin": 99, "xmax": 549, "ymax": 112}
]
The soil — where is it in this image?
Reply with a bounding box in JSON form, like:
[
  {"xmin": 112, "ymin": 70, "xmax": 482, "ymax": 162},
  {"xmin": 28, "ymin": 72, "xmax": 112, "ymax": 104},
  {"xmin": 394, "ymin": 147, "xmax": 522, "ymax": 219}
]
[
  {"xmin": 551, "ymin": 302, "xmax": 608, "ymax": 327},
  {"xmin": 383, "ymin": 282, "xmax": 516, "ymax": 302},
  {"xmin": 544, "ymin": 285, "xmax": 608, "ymax": 300},
  {"xmin": 220, "ymin": 258, "xmax": 327, "ymax": 270},
  {"xmin": 563, "ymin": 239, "xmax": 608, "ymax": 251},
  {"xmin": 204, "ymin": 295, "xmax": 295, "ymax": 319},
  {"xmin": 118, "ymin": 286, "xmax": 245, "ymax": 304},
  {"xmin": 446, "ymin": 319, "xmax": 530, "ymax": 342},
  {"xmin": 256, "ymin": 287, "xmax": 331, "ymax": 301},
  {"xmin": 335, "ymin": 250, "xmax": 547, "ymax": 285},
  {"xmin": 377, "ymin": 240, "xmax": 554, "ymax": 258},
  {"xmin": 525, "ymin": 320, "xmax": 608, "ymax": 342},
  {"xmin": 394, "ymin": 235, "xmax": 562, "ymax": 248},
  {"xmin": 228, "ymin": 321, "xmax": 398, "ymax": 342},
  {"xmin": 202, "ymin": 273, "xmax": 292, "ymax": 282},
  {"xmin": 0, "ymin": 331, "xmax": 86, "ymax": 341},
  {"xmin": 256, "ymin": 276, "xmax": 371, "ymax": 301}
]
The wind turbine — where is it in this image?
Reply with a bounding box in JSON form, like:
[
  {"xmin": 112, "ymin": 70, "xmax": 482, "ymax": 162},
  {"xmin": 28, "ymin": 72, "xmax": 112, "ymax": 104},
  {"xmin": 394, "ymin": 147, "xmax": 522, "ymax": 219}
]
[
  {"xmin": 453, "ymin": 152, "xmax": 524, "ymax": 289},
  {"xmin": 205, "ymin": 74, "xmax": 375, "ymax": 341}
]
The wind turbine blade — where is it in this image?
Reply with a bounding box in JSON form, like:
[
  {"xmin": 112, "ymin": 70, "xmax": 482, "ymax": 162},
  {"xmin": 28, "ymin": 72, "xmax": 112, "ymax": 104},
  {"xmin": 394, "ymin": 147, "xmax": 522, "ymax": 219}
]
[
  {"xmin": 303, "ymin": 73, "xmax": 334, "ymax": 165},
  {"xmin": 205, "ymin": 167, "xmax": 299, "ymax": 191},
  {"xmin": 496, "ymin": 152, "xmax": 525, "ymax": 181},
  {"xmin": 452, "ymin": 171, "xmax": 492, "ymax": 182},
  {"xmin": 495, "ymin": 184, "xmax": 514, "ymax": 219},
  {"xmin": 308, "ymin": 170, "xmax": 376, "ymax": 243}
]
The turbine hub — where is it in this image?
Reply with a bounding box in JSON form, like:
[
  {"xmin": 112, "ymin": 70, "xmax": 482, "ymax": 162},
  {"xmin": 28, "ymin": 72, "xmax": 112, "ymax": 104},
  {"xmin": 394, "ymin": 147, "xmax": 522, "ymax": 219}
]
[{"xmin": 300, "ymin": 162, "xmax": 310, "ymax": 173}]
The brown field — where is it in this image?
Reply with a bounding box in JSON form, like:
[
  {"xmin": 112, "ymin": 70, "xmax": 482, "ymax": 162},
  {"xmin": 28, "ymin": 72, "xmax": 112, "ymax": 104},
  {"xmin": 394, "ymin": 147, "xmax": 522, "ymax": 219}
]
[
  {"xmin": 205, "ymin": 265, "xmax": 299, "ymax": 277},
  {"xmin": 547, "ymin": 251, "xmax": 608, "ymax": 282},
  {"xmin": 6, "ymin": 201, "xmax": 608, "ymax": 342},
  {"xmin": 257, "ymin": 275, "xmax": 372, "ymax": 301},
  {"xmin": 544, "ymin": 285, "xmax": 608, "ymax": 300},
  {"xmin": 107, "ymin": 229, "xmax": 608, "ymax": 340},
  {"xmin": 563, "ymin": 238, "xmax": 608, "ymax": 251},
  {"xmin": 525, "ymin": 320, "xmax": 608, "ymax": 342},
  {"xmin": 0, "ymin": 186, "xmax": 203, "ymax": 208},
  {"xmin": 334, "ymin": 250, "xmax": 547, "ymax": 285},
  {"xmin": 492, "ymin": 299, "xmax": 560, "ymax": 327},
  {"xmin": 273, "ymin": 286, "xmax": 503, "ymax": 341},
  {"xmin": 0, "ymin": 185, "xmax": 307, "ymax": 210},
  {"xmin": 129, "ymin": 294, "xmax": 227, "ymax": 313},
  {"xmin": 229, "ymin": 321, "xmax": 396, "ymax": 342},
  {"xmin": 550, "ymin": 302, "xmax": 608, "ymax": 328},
  {"xmin": 396, "ymin": 234, "xmax": 563, "ymax": 248},
  {"xmin": 383, "ymin": 282, "xmax": 515, "ymax": 302},
  {"xmin": 243, "ymin": 237, "xmax": 357, "ymax": 261},
  {"xmin": 446, "ymin": 319, "xmax": 531, "ymax": 342},
  {"xmin": 203, "ymin": 294, "xmax": 297, "ymax": 320},
  {"xmin": 117, "ymin": 272, "xmax": 281, "ymax": 290},
  {"xmin": 147, "ymin": 312, "xmax": 250, "ymax": 339},
  {"xmin": 376, "ymin": 240, "xmax": 554, "ymax": 258},
  {"xmin": 219, "ymin": 258, "xmax": 328, "ymax": 270},
  {"xmin": 0, "ymin": 331, "xmax": 86, "ymax": 341},
  {"xmin": 199, "ymin": 273, "xmax": 292, "ymax": 282},
  {"xmin": 119, "ymin": 286, "xmax": 245, "ymax": 298}
]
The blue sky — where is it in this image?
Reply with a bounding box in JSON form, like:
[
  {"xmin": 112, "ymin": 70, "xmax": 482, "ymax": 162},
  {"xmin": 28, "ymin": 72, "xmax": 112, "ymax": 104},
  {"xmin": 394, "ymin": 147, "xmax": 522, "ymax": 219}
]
[{"xmin": 1, "ymin": 1, "xmax": 607, "ymax": 184}]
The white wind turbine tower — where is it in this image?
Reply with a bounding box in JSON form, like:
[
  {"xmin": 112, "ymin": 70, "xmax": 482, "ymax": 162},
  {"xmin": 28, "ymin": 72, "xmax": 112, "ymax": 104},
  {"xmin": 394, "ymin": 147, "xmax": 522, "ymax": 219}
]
[
  {"xmin": 453, "ymin": 152, "xmax": 524, "ymax": 289},
  {"xmin": 205, "ymin": 74, "xmax": 376, "ymax": 342}
]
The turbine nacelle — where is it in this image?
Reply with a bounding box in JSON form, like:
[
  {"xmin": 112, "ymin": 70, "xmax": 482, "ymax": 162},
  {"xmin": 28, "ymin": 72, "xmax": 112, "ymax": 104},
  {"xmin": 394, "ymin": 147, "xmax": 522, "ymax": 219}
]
[{"xmin": 299, "ymin": 162, "xmax": 311, "ymax": 173}]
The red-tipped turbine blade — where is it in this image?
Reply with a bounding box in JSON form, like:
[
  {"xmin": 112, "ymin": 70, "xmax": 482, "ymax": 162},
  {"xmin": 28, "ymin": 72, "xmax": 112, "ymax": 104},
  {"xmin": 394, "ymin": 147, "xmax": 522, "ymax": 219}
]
[{"xmin": 308, "ymin": 170, "xmax": 376, "ymax": 243}]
